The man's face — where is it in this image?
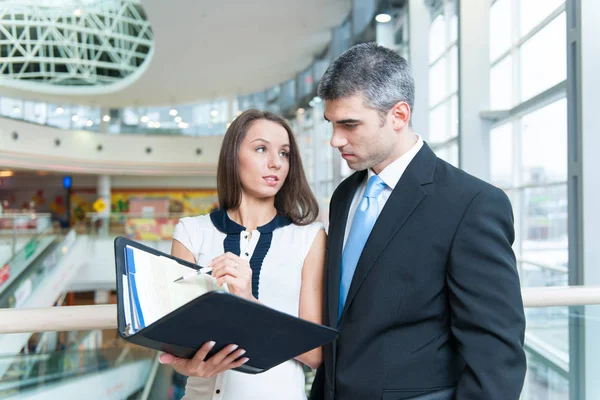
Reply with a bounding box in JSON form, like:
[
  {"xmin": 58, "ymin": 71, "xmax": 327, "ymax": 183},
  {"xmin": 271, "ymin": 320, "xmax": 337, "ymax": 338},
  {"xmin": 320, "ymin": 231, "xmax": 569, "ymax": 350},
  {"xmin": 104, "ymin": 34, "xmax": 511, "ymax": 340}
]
[{"xmin": 324, "ymin": 94, "xmax": 398, "ymax": 173}]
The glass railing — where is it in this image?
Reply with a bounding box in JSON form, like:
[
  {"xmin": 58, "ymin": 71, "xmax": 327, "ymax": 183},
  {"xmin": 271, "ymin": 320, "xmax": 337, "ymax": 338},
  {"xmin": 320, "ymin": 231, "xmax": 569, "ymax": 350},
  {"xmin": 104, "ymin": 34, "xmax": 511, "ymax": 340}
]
[
  {"xmin": 0, "ymin": 230, "xmax": 75, "ymax": 308},
  {"xmin": 0, "ymin": 213, "xmax": 53, "ymax": 264},
  {"xmin": 522, "ymin": 304, "xmax": 600, "ymax": 399},
  {"xmin": 82, "ymin": 212, "xmax": 197, "ymax": 241},
  {"xmin": 0, "ymin": 98, "xmax": 231, "ymax": 136}
]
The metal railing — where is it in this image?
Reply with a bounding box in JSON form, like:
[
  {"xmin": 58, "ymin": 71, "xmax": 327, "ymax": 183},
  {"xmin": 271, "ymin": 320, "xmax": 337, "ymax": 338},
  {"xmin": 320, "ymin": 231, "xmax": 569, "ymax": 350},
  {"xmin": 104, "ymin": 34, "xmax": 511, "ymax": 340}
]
[{"xmin": 0, "ymin": 286, "xmax": 599, "ymax": 334}]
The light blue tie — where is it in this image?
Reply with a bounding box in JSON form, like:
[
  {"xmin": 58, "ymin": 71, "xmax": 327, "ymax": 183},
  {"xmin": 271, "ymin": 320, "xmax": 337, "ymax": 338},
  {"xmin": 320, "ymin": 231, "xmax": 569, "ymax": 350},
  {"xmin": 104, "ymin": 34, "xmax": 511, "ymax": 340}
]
[{"xmin": 339, "ymin": 175, "xmax": 387, "ymax": 320}]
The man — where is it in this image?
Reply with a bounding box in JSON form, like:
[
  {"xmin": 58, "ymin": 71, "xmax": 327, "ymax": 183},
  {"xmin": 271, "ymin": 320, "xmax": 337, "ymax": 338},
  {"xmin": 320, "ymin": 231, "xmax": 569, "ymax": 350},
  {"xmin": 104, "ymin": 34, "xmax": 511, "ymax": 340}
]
[{"xmin": 309, "ymin": 42, "xmax": 526, "ymax": 400}]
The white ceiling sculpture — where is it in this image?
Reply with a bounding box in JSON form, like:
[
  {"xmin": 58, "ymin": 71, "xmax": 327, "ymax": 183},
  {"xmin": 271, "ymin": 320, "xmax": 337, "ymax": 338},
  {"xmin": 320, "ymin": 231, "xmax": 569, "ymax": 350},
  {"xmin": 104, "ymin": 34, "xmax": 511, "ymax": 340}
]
[{"xmin": 0, "ymin": 0, "xmax": 154, "ymax": 94}]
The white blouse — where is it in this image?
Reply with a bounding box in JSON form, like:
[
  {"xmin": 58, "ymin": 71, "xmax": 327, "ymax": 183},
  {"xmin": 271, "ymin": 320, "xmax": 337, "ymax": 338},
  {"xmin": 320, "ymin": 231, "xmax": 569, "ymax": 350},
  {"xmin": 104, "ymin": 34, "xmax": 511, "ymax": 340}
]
[{"xmin": 173, "ymin": 209, "xmax": 324, "ymax": 400}]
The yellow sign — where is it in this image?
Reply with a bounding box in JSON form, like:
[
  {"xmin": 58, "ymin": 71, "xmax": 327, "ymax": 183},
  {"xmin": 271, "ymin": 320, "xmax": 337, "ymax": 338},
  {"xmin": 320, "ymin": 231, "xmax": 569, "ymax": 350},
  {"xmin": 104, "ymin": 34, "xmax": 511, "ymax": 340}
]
[{"xmin": 93, "ymin": 198, "xmax": 107, "ymax": 213}]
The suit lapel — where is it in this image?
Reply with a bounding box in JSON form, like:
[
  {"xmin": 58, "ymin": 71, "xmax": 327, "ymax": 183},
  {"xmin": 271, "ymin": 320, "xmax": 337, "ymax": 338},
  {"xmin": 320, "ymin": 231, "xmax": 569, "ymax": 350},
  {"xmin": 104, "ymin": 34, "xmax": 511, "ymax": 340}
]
[
  {"xmin": 339, "ymin": 143, "xmax": 437, "ymax": 322},
  {"xmin": 327, "ymin": 170, "xmax": 366, "ymax": 327}
]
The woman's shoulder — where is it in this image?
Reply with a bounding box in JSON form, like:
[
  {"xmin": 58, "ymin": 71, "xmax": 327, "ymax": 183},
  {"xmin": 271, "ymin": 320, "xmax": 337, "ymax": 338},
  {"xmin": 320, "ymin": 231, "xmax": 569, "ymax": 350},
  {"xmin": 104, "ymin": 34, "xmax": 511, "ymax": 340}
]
[
  {"xmin": 285, "ymin": 220, "xmax": 325, "ymax": 237},
  {"xmin": 176, "ymin": 214, "xmax": 217, "ymax": 233}
]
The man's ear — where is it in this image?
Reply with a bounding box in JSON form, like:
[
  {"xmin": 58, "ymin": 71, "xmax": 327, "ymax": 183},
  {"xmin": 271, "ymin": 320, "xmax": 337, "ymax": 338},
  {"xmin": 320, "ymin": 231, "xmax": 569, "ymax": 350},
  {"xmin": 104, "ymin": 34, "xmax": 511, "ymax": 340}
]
[{"xmin": 391, "ymin": 101, "xmax": 411, "ymax": 131}]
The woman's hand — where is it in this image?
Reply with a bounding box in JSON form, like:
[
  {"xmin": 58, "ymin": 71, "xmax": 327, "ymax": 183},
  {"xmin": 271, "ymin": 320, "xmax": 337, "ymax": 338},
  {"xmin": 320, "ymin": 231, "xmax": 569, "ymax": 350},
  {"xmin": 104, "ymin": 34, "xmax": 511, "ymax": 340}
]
[
  {"xmin": 210, "ymin": 252, "xmax": 255, "ymax": 301},
  {"xmin": 159, "ymin": 341, "xmax": 248, "ymax": 378}
]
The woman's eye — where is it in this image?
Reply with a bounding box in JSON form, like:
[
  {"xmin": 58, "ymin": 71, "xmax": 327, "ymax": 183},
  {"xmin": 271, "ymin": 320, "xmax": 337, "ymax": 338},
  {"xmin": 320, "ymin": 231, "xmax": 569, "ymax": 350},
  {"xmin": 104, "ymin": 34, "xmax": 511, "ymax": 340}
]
[
  {"xmin": 280, "ymin": 151, "xmax": 289, "ymax": 158},
  {"xmin": 256, "ymin": 146, "xmax": 266, "ymax": 153}
]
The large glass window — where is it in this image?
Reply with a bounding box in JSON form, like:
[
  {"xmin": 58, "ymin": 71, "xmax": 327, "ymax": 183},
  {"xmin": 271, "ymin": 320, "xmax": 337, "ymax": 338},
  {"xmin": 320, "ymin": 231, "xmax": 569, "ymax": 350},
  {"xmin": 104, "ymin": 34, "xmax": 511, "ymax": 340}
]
[
  {"xmin": 490, "ymin": 0, "xmax": 566, "ymax": 107},
  {"xmin": 488, "ymin": 0, "xmax": 567, "ymax": 288},
  {"xmin": 488, "ymin": 2, "xmax": 568, "ymax": 396},
  {"xmin": 428, "ymin": 0, "xmax": 459, "ymax": 167}
]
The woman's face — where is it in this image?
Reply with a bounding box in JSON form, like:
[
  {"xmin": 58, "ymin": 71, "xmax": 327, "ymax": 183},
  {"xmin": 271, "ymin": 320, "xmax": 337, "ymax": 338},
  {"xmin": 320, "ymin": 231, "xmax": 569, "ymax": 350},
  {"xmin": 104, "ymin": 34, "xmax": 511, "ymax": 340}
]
[{"xmin": 237, "ymin": 119, "xmax": 291, "ymax": 200}]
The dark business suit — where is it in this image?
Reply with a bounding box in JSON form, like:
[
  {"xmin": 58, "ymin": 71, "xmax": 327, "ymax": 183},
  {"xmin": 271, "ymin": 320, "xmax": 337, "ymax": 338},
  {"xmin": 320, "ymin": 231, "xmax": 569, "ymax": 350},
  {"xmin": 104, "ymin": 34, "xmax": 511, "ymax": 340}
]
[{"xmin": 310, "ymin": 143, "xmax": 526, "ymax": 400}]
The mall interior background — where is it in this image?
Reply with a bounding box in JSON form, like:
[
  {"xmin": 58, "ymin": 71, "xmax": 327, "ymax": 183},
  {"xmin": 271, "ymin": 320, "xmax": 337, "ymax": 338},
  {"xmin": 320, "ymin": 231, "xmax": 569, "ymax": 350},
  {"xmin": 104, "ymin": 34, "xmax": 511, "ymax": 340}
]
[{"xmin": 0, "ymin": 0, "xmax": 599, "ymax": 399}]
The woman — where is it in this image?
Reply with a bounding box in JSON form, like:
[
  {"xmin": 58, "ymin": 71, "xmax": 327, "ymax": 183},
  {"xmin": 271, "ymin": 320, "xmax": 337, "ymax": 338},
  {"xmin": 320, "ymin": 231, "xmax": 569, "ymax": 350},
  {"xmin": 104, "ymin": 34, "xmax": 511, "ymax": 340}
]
[{"xmin": 159, "ymin": 109, "xmax": 326, "ymax": 400}]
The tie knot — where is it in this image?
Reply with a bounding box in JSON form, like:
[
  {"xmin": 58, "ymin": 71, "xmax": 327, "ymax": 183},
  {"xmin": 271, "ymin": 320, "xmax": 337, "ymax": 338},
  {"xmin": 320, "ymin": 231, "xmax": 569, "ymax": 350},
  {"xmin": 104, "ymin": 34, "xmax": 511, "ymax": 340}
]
[{"xmin": 364, "ymin": 175, "xmax": 386, "ymax": 199}]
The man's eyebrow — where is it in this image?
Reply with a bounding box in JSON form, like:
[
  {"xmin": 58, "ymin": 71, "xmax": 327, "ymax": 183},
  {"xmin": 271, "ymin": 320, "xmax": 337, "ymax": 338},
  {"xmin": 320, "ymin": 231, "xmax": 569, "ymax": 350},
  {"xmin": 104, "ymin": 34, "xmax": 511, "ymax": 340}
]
[
  {"xmin": 335, "ymin": 119, "xmax": 361, "ymax": 124},
  {"xmin": 323, "ymin": 115, "xmax": 360, "ymax": 124}
]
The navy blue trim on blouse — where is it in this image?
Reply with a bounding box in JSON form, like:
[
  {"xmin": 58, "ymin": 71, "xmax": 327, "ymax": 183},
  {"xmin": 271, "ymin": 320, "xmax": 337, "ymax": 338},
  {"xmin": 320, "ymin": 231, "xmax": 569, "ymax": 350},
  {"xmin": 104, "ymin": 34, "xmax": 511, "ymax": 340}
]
[{"xmin": 209, "ymin": 209, "xmax": 292, "ymax": 298}]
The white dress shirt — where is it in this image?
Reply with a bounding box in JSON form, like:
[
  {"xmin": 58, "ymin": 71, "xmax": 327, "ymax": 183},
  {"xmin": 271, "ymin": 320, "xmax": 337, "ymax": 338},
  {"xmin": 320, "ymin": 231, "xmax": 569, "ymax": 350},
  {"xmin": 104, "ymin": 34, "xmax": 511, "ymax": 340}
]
[{"xmin": 343, "ymin": 135, "xmax": 424, "ymax": 248}]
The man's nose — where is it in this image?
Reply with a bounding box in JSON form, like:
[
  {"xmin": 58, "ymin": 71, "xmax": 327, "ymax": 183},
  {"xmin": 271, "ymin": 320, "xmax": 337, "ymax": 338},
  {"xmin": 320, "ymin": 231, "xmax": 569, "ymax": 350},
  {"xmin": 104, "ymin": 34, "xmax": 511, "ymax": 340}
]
[{"xmin": 330, "ymin": 129, "xmax": 347, "ymax": 149}]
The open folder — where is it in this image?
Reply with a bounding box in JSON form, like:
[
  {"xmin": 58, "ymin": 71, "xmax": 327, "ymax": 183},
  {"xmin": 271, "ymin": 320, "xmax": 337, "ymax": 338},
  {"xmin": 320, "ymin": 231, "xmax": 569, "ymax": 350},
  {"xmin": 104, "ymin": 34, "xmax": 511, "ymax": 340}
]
[{"xmin": 114, "ymin": 236, "xmax": 339, "ymax": 374}]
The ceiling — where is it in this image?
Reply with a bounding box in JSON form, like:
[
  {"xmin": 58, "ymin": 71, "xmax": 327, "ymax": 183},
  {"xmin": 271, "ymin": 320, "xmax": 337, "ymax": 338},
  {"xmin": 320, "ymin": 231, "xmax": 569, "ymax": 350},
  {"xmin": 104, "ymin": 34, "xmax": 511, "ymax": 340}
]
[{"xmin": 0, "ymin": 0, "xmax": 351, "ymax": 107}]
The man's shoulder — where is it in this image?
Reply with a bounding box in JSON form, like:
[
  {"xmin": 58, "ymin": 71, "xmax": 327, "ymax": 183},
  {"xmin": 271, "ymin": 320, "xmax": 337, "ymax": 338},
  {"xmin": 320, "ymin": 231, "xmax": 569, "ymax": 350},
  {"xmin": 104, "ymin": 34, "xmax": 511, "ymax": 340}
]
[{"xmin": 434, "ymin": 157, "xmax": 503, "ymax": 199}]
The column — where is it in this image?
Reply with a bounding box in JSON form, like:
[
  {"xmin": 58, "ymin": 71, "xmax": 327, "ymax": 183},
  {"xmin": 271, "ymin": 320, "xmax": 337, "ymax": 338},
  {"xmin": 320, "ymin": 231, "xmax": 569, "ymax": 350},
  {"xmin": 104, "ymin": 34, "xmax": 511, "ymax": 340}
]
[
  {"xmin": 100, "ymin": 107, "xmax": 110, "ymax": 133},
  {"xmin": 575, "ymin": 0, "xmax": 600, "ymax": 398},
  {"xmin": 97, "ymin": 175, "xmax": 111, "ymax": 236},
  {"xmin": 227, "ymin": 96, "xmax": 235, "ymax": 123},
  {"xmin": 408, "ymin": 0, "xmax": 430, "ymax": 141},
  {"xmin": 376, "ymin": 16, "xmax": 396, "ymax": 49},
  {"xmin": 457, "ymin": 0, "xmax": 491, "ymax": 180},
  {"xmin": 310, "ymin": 105, "xmax": 324, "ymax": 207}
]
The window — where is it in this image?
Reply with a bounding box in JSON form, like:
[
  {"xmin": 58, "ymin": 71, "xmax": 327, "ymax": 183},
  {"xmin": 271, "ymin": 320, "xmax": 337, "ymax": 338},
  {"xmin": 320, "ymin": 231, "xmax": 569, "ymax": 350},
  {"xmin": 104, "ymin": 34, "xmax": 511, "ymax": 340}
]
[
  {"xmin": 520, "ymin": 13, "xmax": 567, "ymax": 102},
  {"xmin": 428, "ymin": 0, "xmax": 459, "ymax": 166},
  {"xmin": 488, "ymin": 0, "xmax": 568, "ymax": 289},
  {"xmin": 490, "ymin": 0, "xmax": 566, "ymax": 106}
]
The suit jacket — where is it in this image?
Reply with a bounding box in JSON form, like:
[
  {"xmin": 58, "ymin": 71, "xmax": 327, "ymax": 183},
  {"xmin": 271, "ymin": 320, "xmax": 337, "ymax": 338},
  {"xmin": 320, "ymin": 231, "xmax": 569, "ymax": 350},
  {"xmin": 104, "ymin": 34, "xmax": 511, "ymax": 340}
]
[{"xmin": 310, "ymin": 143, "xmax": 526, "ymax": 400}]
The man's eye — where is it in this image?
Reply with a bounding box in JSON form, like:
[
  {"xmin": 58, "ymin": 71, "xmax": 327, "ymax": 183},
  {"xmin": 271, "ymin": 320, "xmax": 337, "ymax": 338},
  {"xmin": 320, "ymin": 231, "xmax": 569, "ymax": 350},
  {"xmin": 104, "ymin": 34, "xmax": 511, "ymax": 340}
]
[{"xmin": 345, "ymin": 124, "xmax": 358, "ymax": 129}]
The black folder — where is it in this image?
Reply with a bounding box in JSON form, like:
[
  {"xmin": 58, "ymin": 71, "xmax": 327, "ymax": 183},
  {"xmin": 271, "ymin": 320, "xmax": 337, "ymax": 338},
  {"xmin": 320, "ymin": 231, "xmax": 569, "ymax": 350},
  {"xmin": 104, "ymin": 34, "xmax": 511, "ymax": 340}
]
[{"xmin": 114, "ymin": 236, "xmax": 339, "ymax": 374}]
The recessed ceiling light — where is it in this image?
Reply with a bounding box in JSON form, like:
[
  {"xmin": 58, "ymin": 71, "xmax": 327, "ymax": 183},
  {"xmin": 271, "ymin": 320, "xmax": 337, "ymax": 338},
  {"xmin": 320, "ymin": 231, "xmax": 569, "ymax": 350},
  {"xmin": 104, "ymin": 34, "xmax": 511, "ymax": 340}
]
[
  {"xmin": 169, "ymin": 108, "xmax": 178, "ymax": 116},
  {"xmin": 376, "ymin": 13, "xmax": 392, "ymax": 23},
  {"xmin": 102, "ymin": 115, "xmax": 111, "ymax": 122},
  {"xmin": 74, "ymin": 9, "xmax": 82, "ymax": 17}
]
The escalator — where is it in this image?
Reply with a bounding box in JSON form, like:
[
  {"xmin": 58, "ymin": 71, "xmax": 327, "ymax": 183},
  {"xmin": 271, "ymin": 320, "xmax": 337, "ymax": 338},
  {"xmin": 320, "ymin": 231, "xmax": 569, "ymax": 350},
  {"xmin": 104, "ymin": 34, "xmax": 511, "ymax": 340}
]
[
  {"xmin": 0, "ymin": 230, "xmax": 162, "ymax": 399},
  {"xmin": 0, "ymin": 229, "xmax": 90, "ymax": 365},
  {"xmin": 0, "ymin": 231, "xmax": 61, "ymax": 309},
  {"xmin": 0, "ymin": 229, "xmax": 171, "ymax": 399}
]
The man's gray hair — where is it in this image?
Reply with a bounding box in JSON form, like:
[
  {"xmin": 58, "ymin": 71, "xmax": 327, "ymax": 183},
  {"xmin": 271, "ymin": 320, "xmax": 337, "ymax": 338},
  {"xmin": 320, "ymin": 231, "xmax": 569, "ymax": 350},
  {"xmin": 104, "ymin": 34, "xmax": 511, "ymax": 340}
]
[{"xmin": 317, "ymin": 42, "xmax": 415, "ymax": 123}]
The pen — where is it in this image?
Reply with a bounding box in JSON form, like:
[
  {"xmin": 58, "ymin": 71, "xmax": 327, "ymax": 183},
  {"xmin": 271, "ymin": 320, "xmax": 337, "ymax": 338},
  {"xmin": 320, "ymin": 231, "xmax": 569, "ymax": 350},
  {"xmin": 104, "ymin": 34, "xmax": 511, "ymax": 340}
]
[{"xmin": 173, "ymin": 267, "xmax": 213, "ymax": 283}]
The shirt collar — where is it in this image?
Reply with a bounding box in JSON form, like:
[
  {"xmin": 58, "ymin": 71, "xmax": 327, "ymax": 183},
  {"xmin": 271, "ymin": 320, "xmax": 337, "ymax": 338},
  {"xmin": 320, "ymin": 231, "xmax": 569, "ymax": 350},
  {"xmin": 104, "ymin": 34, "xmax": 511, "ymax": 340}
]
[
  {"xmin": 210, "ymin": 209, "xmax": 292, "ymax": 234},
  {"xmin": 368, "ymin": 134, "xmax": 424, "ymax": 190}
]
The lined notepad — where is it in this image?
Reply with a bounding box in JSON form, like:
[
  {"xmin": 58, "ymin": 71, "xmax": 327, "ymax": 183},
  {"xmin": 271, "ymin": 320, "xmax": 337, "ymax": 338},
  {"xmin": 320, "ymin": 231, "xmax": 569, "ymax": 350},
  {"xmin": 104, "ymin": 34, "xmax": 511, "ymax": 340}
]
[{"xmin": 123, "ymin": 245, "xmax": 228, "ymax": 334}]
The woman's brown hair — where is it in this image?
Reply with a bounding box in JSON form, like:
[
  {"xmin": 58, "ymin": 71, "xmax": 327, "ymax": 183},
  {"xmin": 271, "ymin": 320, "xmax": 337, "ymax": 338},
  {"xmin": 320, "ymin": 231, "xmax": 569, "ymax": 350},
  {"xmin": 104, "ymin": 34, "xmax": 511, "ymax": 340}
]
[{"xmin": 216, "ymin": 109, "xmax": 319, "ymax": 225}]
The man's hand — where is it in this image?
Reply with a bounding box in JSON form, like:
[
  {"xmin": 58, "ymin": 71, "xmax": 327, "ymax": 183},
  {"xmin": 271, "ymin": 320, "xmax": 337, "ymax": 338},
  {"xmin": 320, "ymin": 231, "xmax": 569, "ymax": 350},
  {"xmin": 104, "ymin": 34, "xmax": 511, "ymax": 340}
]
[{"xmin": 159, "ymin": 341, "xmax": 249, "ymax": 378}]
